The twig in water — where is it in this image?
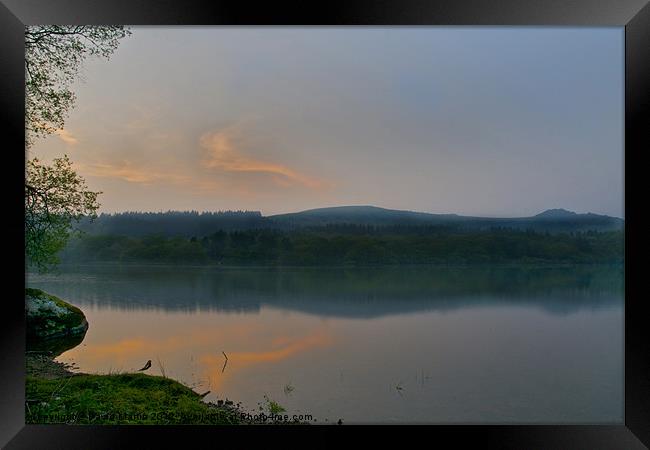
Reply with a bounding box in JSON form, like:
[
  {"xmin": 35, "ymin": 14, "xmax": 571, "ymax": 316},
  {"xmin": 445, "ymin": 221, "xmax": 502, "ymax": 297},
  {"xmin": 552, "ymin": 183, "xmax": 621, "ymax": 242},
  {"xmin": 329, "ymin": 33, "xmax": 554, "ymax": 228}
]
[
  {"xmin": 199, "ymin": 390, "xmax": 211, "ymax": 399},
  {"xmin": 156, "ymin": 356, "xmax": 166, "ymax": 378},
  {"xmin": 284, "ymin": 382, "xmax": 295, "ymax": 396},
  {"xmin": 221, "ymin": 351, "xmax": 228, "ymax": 373}
]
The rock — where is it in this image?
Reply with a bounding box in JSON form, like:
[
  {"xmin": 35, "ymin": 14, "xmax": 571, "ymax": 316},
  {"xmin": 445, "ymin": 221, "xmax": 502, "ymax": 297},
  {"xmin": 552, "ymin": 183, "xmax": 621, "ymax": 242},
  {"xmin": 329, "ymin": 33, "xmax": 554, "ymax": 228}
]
[{"xmin": 26, "ymin": 288, "xmax": 89, "ymax": 342}]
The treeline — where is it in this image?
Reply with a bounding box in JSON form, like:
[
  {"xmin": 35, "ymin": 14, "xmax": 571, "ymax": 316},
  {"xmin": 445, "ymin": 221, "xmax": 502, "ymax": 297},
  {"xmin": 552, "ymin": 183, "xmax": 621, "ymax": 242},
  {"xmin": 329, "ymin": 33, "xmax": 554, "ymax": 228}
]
[
  {"xmin": 73, "ymin": 209, "xmax": 625, "ymax": 237},
  {"xmin": 75, "ymin": 210, "xmax": 265, "ymax": 237},
  {"xmin": 59, "ymin": 228, "xmax": 624, "ymax": 266}
]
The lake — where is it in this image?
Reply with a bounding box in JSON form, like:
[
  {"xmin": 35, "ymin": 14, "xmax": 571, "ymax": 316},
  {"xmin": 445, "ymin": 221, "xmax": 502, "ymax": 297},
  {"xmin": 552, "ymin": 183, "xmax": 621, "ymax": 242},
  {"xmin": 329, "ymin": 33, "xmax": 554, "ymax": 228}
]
[{"xmin": 26, "ymin": 264, "xmax": 624, "ymax": 424}]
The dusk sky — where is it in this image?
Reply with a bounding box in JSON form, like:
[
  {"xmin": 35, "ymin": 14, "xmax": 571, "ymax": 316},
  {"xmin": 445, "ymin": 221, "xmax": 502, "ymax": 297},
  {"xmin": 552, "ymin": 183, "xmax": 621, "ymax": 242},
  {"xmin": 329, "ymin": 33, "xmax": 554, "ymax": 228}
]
[{"xmin": 29, "ymin": 27, "xmax": 624, "ymax": 217}]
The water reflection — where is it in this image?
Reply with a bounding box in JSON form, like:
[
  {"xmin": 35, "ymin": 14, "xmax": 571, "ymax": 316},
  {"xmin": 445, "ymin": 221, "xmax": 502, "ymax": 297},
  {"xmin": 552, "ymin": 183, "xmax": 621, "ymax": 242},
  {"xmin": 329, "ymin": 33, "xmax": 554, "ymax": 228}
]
[
  {"xmin": 26, "ymin": 331, "xmax": 87, "ymax": 357},
  {"xmin": 27, "ymin": 264, "xmax": 623, "ymax": 317},
  {"xmin": 26, "ymin": 264, "xmax": 624, "ymax": 423}
]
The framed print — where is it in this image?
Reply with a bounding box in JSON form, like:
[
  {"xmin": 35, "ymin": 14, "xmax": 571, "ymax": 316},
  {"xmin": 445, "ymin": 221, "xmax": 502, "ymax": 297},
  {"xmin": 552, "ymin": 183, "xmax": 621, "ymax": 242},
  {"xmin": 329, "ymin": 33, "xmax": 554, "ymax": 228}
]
[{"xmin": 1, "ymin": 0, "xmax": 648, "ymax": 448}]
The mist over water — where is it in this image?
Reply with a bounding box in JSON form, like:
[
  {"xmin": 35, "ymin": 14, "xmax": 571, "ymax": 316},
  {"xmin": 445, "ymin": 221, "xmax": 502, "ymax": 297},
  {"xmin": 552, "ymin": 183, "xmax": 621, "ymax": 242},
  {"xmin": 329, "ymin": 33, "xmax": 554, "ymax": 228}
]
[{"xmin": 28, "ymin": 264, "xmax": 623, "ymax": 423}]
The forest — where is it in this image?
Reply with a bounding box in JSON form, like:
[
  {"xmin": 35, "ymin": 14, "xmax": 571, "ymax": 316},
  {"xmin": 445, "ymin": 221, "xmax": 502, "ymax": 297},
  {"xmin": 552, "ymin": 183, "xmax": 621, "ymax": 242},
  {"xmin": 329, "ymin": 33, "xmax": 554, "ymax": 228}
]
[{"xmin": 59, "ymin": 226, "xmax": 624, "ymax": 266}]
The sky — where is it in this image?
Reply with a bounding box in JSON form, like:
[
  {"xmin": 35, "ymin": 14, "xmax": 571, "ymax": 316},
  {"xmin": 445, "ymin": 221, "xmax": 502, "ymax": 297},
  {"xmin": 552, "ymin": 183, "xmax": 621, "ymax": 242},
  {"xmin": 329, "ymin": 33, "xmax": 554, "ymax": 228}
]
[{"xmin": 29, "ymin": 27, "xmax": 624, "ymax": 218}]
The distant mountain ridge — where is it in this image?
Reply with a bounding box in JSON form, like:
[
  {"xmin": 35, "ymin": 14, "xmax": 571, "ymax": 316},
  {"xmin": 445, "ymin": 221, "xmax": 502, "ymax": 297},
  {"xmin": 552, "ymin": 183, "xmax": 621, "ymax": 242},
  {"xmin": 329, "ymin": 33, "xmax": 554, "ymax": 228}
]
[
  {"xmin": 267, "ymin": 206, "xmax": 623, "ymax": 232},
  {"xmin": 77, "ymin": 206, "xmax": 624, "ymax": 237},
  {"xmin": 268, "ymin": 205, "xmax": 461, "ymax": 225},
  {"xmin": 535, "ymin": 208, "xmax": 578, "ymax": 218}
]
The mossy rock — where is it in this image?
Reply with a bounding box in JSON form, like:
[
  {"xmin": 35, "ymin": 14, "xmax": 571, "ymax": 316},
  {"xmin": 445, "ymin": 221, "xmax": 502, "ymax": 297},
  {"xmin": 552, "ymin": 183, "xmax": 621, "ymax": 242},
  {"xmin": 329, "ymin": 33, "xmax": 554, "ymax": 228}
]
[{"xmin": 26, "ymin": 288, "xmax": 88, "ymax": 341}]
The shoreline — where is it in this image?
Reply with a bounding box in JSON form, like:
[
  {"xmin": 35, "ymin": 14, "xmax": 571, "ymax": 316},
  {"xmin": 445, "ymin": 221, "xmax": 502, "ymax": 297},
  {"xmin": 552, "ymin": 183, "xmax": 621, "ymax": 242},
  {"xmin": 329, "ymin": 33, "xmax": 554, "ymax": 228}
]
[
  {"xmin": 25, "ymin": 292, "xmax": 298, "ymax": 425},
  {"xmin": 34, "ymin": 260, "xmax": 625, "ymax": 271},
  {"xmin": 25, "ymin": 349, "xmax": 289, "ymax": 425}
]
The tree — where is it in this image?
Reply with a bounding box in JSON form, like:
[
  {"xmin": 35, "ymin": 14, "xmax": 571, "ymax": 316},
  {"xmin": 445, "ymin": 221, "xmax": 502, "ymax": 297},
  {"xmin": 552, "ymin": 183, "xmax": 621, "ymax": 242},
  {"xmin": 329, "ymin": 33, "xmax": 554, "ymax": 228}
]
[
  {"xmin": 25, "ymin": 26, "xmax": 130, "ymax": 270},
  {"xmin": 25, "ymin": 156, "xmax": 101, "ymax": 271},
  {"xmin": 25, "ymin": 25, "xmax": 131, "ymax": 148}
]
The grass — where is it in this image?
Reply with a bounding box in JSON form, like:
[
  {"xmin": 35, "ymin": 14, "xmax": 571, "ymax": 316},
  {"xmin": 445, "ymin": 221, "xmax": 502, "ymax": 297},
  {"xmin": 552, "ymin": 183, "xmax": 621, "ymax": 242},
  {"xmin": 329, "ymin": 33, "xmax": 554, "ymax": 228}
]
[
  {"xmin": 26, "ymin": 372, "xmax": 244, "ymax": 424},
  {"xmin": 263, "ymin": 394, "xmax": 286, "ymax": 415}
]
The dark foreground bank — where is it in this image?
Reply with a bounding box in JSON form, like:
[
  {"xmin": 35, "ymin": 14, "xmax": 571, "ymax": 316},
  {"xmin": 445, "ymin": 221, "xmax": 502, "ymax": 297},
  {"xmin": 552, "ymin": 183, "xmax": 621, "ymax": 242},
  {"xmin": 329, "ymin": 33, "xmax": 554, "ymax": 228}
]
[{"xmin": 26, "ymin": 357, "xmax": 245, "ymax": 425}]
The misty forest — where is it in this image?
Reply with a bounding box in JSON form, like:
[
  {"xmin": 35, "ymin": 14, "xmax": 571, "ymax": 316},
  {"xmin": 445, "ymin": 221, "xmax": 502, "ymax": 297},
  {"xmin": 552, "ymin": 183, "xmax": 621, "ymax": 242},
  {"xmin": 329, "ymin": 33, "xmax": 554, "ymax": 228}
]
[{"xmin": 55, "ymin": 207, "xmax": 624, "ymax": 267}]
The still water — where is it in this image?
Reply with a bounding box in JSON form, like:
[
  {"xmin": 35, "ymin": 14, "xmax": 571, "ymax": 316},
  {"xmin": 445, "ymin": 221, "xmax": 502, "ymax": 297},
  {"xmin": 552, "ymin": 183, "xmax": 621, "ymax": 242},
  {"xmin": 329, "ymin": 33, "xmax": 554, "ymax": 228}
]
[{"xmin": 27, "ymin": 264, "xmax": 623, "ymax": 424}]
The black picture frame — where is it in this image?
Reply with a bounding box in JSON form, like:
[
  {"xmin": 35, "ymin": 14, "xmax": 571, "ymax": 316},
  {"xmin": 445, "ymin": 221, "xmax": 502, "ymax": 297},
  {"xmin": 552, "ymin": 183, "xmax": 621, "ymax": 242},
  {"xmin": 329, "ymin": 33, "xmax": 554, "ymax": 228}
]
[{"xmin": 1, "ymin": 1, "xmax": 648, "ymax": 447}]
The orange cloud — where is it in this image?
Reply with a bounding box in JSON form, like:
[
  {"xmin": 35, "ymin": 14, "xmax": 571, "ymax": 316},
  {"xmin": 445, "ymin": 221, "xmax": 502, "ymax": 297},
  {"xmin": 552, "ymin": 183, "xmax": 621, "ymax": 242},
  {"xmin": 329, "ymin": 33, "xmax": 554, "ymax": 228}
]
[
  {"xmin": 199, "ymin": 129, "xmax": 328, "ymax": 190},
  {"xmin": 77, "ymin": 161, "xmax": 191, "ymax": 185},
  {"xmin": 55, "ymin": 128, "xmax": 78, "ymax": 145},
  {"xmin": 67, "ymin": 126, "xmax": 333, "ymax": 199}
]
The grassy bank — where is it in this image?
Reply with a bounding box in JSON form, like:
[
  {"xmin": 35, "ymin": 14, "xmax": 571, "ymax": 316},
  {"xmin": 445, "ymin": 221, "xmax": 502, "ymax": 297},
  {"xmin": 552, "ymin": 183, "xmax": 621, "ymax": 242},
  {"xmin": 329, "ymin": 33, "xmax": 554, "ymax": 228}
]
[
  {"xmin": 26, "ymin": 373, "xmax": 243, "ymax": 425},
  {"xmin": 26, "ymin": 354, "xmax": 248, "ymax": 425}
]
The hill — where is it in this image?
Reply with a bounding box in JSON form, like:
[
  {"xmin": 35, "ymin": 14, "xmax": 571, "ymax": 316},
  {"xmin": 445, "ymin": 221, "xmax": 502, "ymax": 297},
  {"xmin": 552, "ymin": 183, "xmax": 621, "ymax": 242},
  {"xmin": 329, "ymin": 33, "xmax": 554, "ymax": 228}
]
[{"xmin": 268, "ymin": 206, "xmax": 623, "ymax": 233}]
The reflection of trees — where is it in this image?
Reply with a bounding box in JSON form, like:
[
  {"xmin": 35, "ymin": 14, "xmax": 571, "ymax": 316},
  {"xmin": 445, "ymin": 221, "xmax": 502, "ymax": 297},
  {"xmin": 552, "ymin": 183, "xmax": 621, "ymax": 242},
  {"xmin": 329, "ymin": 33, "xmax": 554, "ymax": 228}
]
[{"xmin": 27, "ymin": 265, "xmax": 623, "ymax": 318}]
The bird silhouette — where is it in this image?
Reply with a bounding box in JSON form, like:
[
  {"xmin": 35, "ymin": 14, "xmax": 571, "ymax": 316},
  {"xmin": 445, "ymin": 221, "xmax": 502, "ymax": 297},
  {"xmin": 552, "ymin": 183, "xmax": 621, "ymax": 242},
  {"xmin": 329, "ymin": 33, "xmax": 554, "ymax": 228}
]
[{"xmin": 138, "ymin": 360, "xmax": 152, "ymax": 371}]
